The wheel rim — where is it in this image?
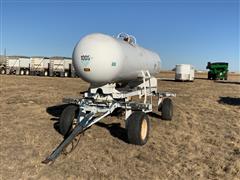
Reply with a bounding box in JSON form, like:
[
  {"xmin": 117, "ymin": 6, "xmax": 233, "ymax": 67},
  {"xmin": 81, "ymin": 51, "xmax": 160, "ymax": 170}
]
[{"xmin": 141, "ymin": 119, "xmax": 148, "ymax": 140}]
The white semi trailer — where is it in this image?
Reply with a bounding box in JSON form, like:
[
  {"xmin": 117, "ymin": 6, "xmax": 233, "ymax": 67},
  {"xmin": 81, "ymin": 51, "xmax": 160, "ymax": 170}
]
[
  {"xmin": 4, "ymin": 56, "xmax": 30, "ymax": 75},
  {"xmin": 63, "ymin": 57, "xmax": 74, "ymax": 77},
  {"xmin": 0, "ymin": 56, "xmax": 30, "ymax": 75},
  {"xmin": 0, "ymin": 56, "xmax": 75, "ymax": 77},
  {"xmin": 43, "ymin": 33, "xmax": 175, "ymax": 164},
  {"xmin": 49, "ymin": 56, "xmax": 65, "ymax": 77},
  {"xmin": 5, "ymin": 56, "xmax": 20, "ymax": 74},
  {"xmin": 30, "ymin": 56, "xmax": 50, "ymax": 76},
  {"xmin": 49, "ymin": 56, "xmax": 74, "ymax": 77},
  {"xmin": 0, "ymin": 55, "xmax": 7, "ymax": 74},
  {"xmin": 19, "ymin": 56, "xmax": 31, "ymax": 75}
]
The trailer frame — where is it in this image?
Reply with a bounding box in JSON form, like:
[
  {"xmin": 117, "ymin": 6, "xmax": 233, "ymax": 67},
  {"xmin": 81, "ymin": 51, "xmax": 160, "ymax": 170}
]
[{"xmin": 42, "ymin": 71, "xmax": 176, "ymax": 164}]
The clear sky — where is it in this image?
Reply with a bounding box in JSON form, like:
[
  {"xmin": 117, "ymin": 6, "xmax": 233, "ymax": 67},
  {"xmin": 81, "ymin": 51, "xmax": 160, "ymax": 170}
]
[{"xmin": 1, "ymin": 0, "xmax": 239, "ymax": 72}]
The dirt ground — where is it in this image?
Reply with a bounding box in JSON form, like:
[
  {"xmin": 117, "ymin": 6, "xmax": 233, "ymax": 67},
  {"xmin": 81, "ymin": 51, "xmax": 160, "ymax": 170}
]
[{"xmin": 0, "ymin": 72, "xmax": 239, "ymax": 180}]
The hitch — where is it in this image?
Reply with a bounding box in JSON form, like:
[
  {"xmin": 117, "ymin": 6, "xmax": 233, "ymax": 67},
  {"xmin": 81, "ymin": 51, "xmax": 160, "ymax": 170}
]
[
  {"xmin": 42, "ymin": 110, "xmax": 109, "ymax": 164},
  {"xmin": 42, "ymin": 124, "xmax": 84, "ymax": 164}
]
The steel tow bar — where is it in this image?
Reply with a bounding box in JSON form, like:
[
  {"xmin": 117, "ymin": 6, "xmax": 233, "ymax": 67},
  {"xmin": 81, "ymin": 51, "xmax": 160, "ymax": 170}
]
[
  {"xmin": 42, "ymin": 123, "xmax": 84, "ymax": 164},
  {"xmin": 41, "ymin": 112, "xmax": 95, "ymax": 164}
]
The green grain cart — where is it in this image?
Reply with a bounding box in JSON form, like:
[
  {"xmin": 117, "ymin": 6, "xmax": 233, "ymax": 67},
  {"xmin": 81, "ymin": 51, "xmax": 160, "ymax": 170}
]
[{"xmin": 206, "ymin": 62, "xmax": 228, "ymax": 80}]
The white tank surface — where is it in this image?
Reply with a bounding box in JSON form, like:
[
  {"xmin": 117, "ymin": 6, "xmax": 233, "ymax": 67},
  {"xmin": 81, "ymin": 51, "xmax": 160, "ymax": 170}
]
[
  {"xmin": 72, "ymin": 33, "xmax": 161, "ymax": 85},
  {"xmin": 175, "ymin": 64, "xmax": 194, "ymax": 81}
]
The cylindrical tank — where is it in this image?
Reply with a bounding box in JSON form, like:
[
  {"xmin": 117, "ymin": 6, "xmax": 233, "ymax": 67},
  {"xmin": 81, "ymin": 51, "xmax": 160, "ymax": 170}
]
[
  {"xmin": 175, "ymin": 64, "xmax": 194, "ymax": 81},
  {"xmin": 72, "ymin": 33, "xmax": 161, "ymax": 85}
]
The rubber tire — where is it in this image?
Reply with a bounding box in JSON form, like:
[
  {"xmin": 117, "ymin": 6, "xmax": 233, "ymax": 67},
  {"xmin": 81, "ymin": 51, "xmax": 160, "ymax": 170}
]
[
  {"xmin": 44, "ymin": 71, "xmax": 48, "ymax": 76},
  {"xmin": 208, "ymin": 72, "xmax": 211, "ymax": 80},
  {"xmin": 20, "ymin": 70, "xmax": 24, "ymax": 75},
  {"xmin": 126, "ymin": 111, "xmax": 150, "ymax": 145},
  {"xmin": 224, "ymin": 74, "xmax": 228, "ymax": 80},
  {"xmin": 64, "ymin": 72, "xmax": 68, "ymax": 77},
  {"xmin": 161, "ymin": 98, "xmax": 173, "ymax": 120},
  {"xmin": 25, "ymin": 70, "xmax": 29, "ymax": 75},
  {"xmin": 0, "ymin": 68, "xmax": 6, "ymax": 74},
  {"xmin": 59, "ymin": 105, "xmax": 78, "ymax": 136}
]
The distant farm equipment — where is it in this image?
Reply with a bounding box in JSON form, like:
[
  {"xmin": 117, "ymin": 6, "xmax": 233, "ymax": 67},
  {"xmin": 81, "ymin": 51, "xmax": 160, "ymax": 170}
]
[
  {"xmin": 206, "ymin": 62, "xmax": 228, "ymax": 80},
  {"xmin": 0, "ymin": 55, "xmax": 77, "ymax": 77},
  {"xmin": 175, "ymin": 64, "xmax": 194, "ymax": 81}
]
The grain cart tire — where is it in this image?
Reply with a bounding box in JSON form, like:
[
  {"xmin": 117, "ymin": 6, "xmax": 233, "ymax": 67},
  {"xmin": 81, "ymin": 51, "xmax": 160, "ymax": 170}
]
[
  {"xmin": 224, "ymin": 74, "xmax": 228, "ymax": 80},
  {"xmin": 208, "ymin": 72, "xmax": 212, "ymax": 80},
  {"xmin": 25, "ymin": 69, "xmax": 30, "ymax": 75},
  {"xmin": 20, "ymin": 69, "xmax": 24, "ymax": 75},
  {"xmin": 59, "ymin": 105, "xmax": 79, "ymax": 136},
  {"xmin": 161, "ymin": 98, "xmax": 173, "ymax": 120},
  {"xmin": 126, "ymin": 111, "xmax": 150, "ymax": 145}
]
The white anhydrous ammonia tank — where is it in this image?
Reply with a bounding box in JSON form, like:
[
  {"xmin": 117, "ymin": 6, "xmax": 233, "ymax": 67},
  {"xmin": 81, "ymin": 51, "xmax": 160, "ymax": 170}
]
[
  {"xmin": 175, "ymin": 64, "xmax": 194, "ymax": 81},
  {"xmin": 72, "ymin": 33, "xmax": 161, "ymax": 85}
]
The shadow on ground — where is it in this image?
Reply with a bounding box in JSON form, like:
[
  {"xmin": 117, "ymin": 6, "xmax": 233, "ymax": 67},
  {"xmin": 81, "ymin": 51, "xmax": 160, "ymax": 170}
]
[
  {"xmin": 158, "ymin": 78, "xmax": 176, "ymax": 82},
  {"xmin": 45, "ymin": 104, "xmax": 166, "ymax": 141},
  {"xmin": 159, "ymin": 78, "xmax": 195, "ymax": 83},
  {"xmin": 195, "ymin": 77, "xmax": 208, "ymax": 80},
  {"xmin": 148, "ymin": 112, "xmax": 172, "ymax": 121},
  {"xmin": 218, "ymin": 97, "xmax": 240, "ymax": 106},
  {"xmin": 46, "ymin": 104, "xmax": 68, "ymax": 134},
  {"xmin": 215, "ymin": 80, "xmax": 240, "ymax": 85},
  {"xmin": 46, "ymin": 104, "xmax": 128, "ymax": 141},
  {"xmin": 46, "ymin": 104, "xmax": 68, "ymax": 117},
  {"xmin": 148, "ymin": 112, "xmax": 162, "ymax": 119},
  {"xmin": 95, "ymin": 122, "xmax": 128, "ymax": 143}
]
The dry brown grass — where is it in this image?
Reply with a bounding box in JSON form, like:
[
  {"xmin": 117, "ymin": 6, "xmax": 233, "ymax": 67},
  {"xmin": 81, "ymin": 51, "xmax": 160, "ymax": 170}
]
[{"xmin": 0, "ymin": 72, "xmax": 239, "ymax": 179}]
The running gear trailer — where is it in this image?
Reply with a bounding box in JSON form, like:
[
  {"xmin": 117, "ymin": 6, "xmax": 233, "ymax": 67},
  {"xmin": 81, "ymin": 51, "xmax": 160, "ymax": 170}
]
[{"xmin": 42, "ymin": 71, "xmax": 175, "ymax": 164}]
